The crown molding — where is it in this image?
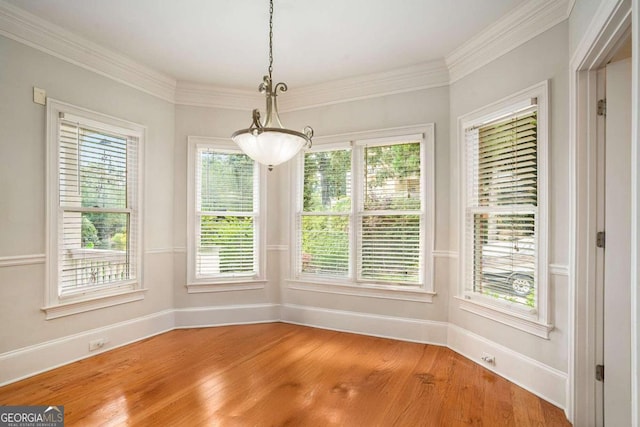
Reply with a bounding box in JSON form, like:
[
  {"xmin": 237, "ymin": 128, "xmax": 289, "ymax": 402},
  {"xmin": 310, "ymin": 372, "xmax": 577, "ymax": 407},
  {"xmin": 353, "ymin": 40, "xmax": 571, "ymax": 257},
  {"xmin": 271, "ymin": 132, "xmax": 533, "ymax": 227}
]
[
  {"xmin": 0, "ymin": 0, "xmax": 176, "ymax": 103},
  {"xmin": 175, "ymin": 81, "xmax": 261, "ymax": 111},
  {"xmin": 446, "ymin": 0, "xmax": 573, "ymax": 83},
  {"xmin": 279, "ymin": 61, "xmax": 449, "ymax": 112},
  {"xmin": 1, "ymin": 0, "xmax": 571, "ymax": 109},
  {"xmin": 174, "ymin": 61, "xmax": 448, "ymax": 112}
]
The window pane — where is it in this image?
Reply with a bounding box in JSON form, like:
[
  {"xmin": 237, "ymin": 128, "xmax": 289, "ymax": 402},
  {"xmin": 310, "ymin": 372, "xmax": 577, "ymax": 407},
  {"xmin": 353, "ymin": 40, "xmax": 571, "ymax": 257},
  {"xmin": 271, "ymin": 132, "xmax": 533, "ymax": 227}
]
[
  {"xmin": 59, "ymin": 124, "xmax": 129, "ymax": 209},
  {"xmin": 364, "ymin": 142, "xmax": 421, "ymax": 210},
  {"xmin": 303, "ymin": 149, "xmax": 351, "ymax": 212},
  {"xmin": 475, "ymin": 110, "xmax": 537, "ymax": 206},
  {"xmin": 198, "ymin": 215, "xmax": 255, "ymax": 275},
  {"xmin": 359, "ymin": 214, "xmax": 420, "ymax": 284},
  {"xmin": 199, "ymin": 151, "xmax": 254, "ymax": 212},
  {"xmin": 301, "ymin": 215, "xmax": 349, "ymax": 276},
  {"xmin": 60, "ymin": 211, "xmax": 130, "ymax": 294},
  {"xmin": 472, "ymin": 212, "xmax": 536, "ymax": 306}
]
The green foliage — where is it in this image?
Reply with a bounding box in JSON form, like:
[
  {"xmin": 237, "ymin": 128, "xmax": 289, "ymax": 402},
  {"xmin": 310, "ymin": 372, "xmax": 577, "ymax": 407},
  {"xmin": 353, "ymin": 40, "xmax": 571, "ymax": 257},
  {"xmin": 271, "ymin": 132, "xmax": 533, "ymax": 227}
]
[
  {"xmin": 303, "ymin": 150, "xmax": 351, "ymax": 212},
  {"xmin": 111, "ymin": 232, "xmax": 127, "ymax": 250},
  {"xmin": 300, "ymin": 144, "xmax": 422, "ymax": 282},
  {"xmin": 200, "ymin": 152, "xmax": 254, "ymax": 212},
  {"xmin": 81, "ymin": 216, "xmax": 98, "ymax": 248},
  {"xmin": 301, "ymin": 149, "xmax": 351, "ymax": 275},
  {"xmin": 364, "ymin": 143, "xmax": 421, "ymax": 210},
  {"xmin": 200, "ymin": 215, "xmax": 254, "ymax": 272}
]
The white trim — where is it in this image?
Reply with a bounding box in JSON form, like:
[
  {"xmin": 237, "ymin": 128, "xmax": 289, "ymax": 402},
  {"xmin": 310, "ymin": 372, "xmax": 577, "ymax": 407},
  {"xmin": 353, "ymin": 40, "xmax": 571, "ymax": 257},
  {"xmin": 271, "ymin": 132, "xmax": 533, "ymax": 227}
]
[
  {"xmin": 570, "ymin": 0, "xmax": 632, "ymax": 69},
  {"xmin": 0, "ymin": 0, "xmax": 571, "ymax": 109},
  {"xmin": 456, "ymin": 297, "xmax": 554, "ymax": 339},
  {"xmin": 176, "ymin": 62, "xmax": 448, "ymax": 112},
  {"xmin": 278, "ymin": 61, "xmax": 449, "ymax": 112},
  {"xmin": 568, "ymin": 1, "xmax": 631, "ymax": 424},
  {"xmin": 0, "ymin": 309, "xmax": 174, "ymax": 386},
  {"xmin": 267, "ymin": 245, "xmax": 288, "ymax": 251},
  {"xmin": 632, "ymin": 2, "xmax": 640, "ymax": 425},
  {"xmin": 185, "ymin": 280, "xmax": 266, "ymax": 294},
  {"xmin": 45, "ymin": 99, "xmax": 146, "ymax": 319},
  {"xmin": 457, "ymin": 81, "xmax": 551, "ymax": 334},
  {"xmin": 433, "ymin": 250, "xmax": 458, "ymax": 259},
  {"xmin": 549, "ymin": 263, "xmax": 569, "ymax": 276},
  {"xmin": 144, "ymin": 248, "xmax": 175, "ymax": 255},
  {"xmin": 446, "ymin": 0, "xmax": 572, "ymax": 83},
  {"xmin": 42, "ymin": 289, "xmax": 147, "ymax": 320},
  {"xmin": 1, "ymin": 304, "xmax": 569, "ymax": 414},
  {"xmin": 186, "ymin": 136, "xmax": 267, "ymax": 287},
  {"xmin": 0, "ymin": 254, "xmax": 45, "ymax": 267},
  {"xmin": 0, "ymin": 0, "xmax": 176, "ymax": 102},
  {"xmin": 311, "ymin": 124, "xmax": 435, "ymax": 147},
  {"xmin": 173, "ymin": 304, "xmax": 280, "ymax": 328},
  {"xmin": 174, "ymin": 247, "xmax": 187, "ymax": 253},
  {"xmin": 290, "ymin": 124, "xmax": 435, "ymax": 294},
  {"xmin": 175, "ymin": 81, "xmax": 260, "ymax": 111},
  {"xmin": 448, "ymin": 323, "xmax": 567, "ymax": 409},
  {"xmin": 281, "ymin": 304, "xmax": 448, "ymax": 345},
  {"xmin": 287, "ymin": 280, "xmax": 435, "ymax": 303}
]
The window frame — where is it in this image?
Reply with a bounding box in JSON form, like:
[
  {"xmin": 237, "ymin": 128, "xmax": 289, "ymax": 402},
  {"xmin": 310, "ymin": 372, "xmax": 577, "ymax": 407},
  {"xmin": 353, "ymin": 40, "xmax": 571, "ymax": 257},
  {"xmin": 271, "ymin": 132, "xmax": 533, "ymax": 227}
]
[
  {"xmin": 289, "ymin": 125, "xmax": 435, "ymax": 302},
  {"xmin": 44, "ymin": 99, "xmax": 145, "ymax": 320},
  {"xmin": 457, "ymin": 81, "xmax": 552, "ymax": 338},
  {"xmin": 186, "ymin": 136, "xmax": 267, "ymax": 293}
]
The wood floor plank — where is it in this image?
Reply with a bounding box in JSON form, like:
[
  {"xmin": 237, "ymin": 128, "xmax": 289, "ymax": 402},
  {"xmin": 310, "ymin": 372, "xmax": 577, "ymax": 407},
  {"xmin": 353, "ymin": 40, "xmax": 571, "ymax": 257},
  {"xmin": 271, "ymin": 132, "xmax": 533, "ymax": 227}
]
[{"xmin": 0, "ymin": 323, "xmax": 571, "ymax": 426}]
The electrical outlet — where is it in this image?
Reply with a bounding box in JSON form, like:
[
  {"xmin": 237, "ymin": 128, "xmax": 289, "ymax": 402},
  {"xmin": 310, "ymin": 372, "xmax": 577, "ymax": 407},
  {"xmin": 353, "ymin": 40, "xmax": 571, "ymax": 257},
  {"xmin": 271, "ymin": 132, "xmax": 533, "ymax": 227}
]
[
  {"xmin": 481, "ymin": 352, "xmax": 495, "ymax": 364},
  {"xmin": 88, "ymin": 338, "xmax": 108, "ymax": 351}
]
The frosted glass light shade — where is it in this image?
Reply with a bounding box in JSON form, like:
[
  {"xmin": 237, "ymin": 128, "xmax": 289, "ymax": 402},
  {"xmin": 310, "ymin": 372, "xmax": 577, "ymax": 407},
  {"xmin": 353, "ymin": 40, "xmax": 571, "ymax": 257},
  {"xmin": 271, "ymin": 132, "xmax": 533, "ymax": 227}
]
[{"xmin": 232, "ymin": 128, "xmax": 310, "ymax": 168}]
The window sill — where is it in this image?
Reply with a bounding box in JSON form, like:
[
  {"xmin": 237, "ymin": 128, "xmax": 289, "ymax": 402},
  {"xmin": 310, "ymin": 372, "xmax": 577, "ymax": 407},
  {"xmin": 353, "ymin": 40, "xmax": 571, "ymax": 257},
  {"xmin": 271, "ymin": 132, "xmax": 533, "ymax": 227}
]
[
  {"xmin": 455, "ymin": 296, "xmax": 553, "ymax": 339},
  {"xmin": 287, "ymin": 279, "xmax": 435, "ymax": 303},
  {"xmin": 42, "ymin": 288, "xmax": 147, "ymax": 320},
  {"xmin": 186, "ymin": 280, "xmax": 267, "ymax": 294}
]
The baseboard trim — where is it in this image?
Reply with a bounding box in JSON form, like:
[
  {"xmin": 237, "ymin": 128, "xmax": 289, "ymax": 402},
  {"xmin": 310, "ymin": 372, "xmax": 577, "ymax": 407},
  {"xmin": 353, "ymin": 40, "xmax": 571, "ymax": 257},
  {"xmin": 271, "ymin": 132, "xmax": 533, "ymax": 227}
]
[
  {"xmin": 173, "ymin": 303, "xmax": 280, "ymax": 328},
  {"xmin": 447, "ymin": 323, "xmax": 567, "ymax": 409},
  {"xmin": 0, "ymin": 303, "xmax": 568, "ymax": 414},
  {"xmin": 0, "ymin": 309, "xmax": 174, "ymax": 386},
  {"xmin": 281, "ymin": 303, "xmax": 448, "ymax": 346}
]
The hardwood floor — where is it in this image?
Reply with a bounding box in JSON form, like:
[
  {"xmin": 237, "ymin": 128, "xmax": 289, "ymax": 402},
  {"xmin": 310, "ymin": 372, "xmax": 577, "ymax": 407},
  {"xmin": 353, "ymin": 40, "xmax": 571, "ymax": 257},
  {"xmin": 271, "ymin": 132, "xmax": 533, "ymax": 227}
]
[{"xmin": 0, "ymin": 323, "xmax": 570, "ymax": 426}]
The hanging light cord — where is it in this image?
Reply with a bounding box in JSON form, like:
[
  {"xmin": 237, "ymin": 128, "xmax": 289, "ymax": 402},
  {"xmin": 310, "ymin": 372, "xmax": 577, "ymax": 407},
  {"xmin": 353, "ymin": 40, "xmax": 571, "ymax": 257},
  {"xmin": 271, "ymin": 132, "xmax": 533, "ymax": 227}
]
[{"xmin": 268, "ymin": 0, "xmax": 274, "ymax": 82}]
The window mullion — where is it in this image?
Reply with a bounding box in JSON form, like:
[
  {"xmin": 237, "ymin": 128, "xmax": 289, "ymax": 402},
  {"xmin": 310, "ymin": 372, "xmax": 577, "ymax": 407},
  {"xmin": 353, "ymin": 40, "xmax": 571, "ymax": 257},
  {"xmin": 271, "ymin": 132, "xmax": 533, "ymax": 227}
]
[{"xmin": 351, "ymin": 141, "xmax": 360, "ymax": 281}]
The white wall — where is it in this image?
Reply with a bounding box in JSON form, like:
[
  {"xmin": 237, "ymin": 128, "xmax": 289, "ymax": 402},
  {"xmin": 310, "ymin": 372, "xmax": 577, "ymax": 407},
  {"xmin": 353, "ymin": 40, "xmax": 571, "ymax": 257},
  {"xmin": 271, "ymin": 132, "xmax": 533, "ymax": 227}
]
[
  {"xmin": 448, "ymin": 22, "xmax": 570, "ymax": 372},
  {"xmin": 0, "ymin": 35, "xmax": 175, "ymax": 353},
  {"xmin": 569, "ymin": 0, "xmax": 607, "ymax": 58}
]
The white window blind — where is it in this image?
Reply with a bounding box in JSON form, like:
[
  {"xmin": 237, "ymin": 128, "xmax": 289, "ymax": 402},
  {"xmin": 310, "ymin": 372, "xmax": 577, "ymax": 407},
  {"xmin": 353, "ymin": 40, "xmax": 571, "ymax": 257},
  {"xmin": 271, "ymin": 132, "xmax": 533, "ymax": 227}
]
[
  {"xmin": 358, "ymin": 141, "xmax": 422, "ymax": 284},
  {"xmin": 195, "ymin": 148, "xmax": 258, "ymax": 278},
  {"xmin": 299, "ymin": 148, "xmax": 351, "ymax": 277},
  {"xmin": 58, "ymin": 117, "xmax": 139, "ymax": 296},
  {"xmin": 294, "ymin": 126, "xmax": 433, "ymax": 293},
  {"xmin": 465, "ymin": 105, "xmax": 538, "ymax": 307}
]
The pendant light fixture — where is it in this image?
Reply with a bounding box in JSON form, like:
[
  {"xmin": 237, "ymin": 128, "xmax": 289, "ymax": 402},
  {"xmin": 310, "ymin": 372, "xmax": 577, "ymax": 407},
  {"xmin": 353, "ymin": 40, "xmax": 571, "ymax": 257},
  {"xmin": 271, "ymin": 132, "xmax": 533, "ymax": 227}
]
[{"xmin": 231, "ymin": 0, "xmax": 313, "ymax": 171}]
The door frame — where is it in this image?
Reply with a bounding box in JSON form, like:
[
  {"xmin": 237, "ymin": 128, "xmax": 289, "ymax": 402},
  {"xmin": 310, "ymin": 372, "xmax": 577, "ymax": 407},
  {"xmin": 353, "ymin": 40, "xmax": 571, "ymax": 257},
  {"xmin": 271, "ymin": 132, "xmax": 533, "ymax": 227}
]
[{"xmin": 568, "ymin": 0, "xmax": 634, "ymax": 424}]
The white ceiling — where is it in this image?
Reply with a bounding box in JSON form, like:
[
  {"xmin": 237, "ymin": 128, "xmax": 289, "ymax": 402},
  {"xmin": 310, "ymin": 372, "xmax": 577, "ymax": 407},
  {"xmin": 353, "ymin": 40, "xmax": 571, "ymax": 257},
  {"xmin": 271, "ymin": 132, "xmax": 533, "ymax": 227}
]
[{"xmin": 5, "ymin": 0, "xmax": 528, "ymax": 90}]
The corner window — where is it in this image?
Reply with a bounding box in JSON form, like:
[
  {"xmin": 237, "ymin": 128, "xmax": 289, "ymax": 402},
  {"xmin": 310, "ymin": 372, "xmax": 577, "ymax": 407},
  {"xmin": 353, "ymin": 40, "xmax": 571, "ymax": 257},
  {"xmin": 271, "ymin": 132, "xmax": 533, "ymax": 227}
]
[
  {"xmin": 45, "ymin": 99, "xmax": 145, "ymax": 319},
  {"xmin": 187, "ymin": 137, "xmax": 265, "ymax": 292},
  {"xmin": 459, "ymin": 81, "xmax": 551, "ymax": 338},
  {"xmin": 292, "ymin": 125, "xmax": 435, "ymax": 301}
]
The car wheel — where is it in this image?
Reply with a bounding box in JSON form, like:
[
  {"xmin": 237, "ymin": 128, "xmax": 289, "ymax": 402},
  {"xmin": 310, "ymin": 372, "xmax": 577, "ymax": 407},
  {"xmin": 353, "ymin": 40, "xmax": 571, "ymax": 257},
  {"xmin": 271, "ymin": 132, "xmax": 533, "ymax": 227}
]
[{"xmin": 510, "ymin": 273, "xmax": 533, "ymax": 296}]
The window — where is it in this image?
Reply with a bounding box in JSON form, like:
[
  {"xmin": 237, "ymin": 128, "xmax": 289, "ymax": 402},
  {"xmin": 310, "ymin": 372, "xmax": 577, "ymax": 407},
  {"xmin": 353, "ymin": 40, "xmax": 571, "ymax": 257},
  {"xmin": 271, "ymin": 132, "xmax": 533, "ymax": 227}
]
[
  {"xmin": 45, "ymin": 100, "xmax": 145, "ymax": 319},
  {"xmin": 187, "ymin": 137, "xmax": 265, "ymax": 292},
  {"xmin": 292, "ymin": 126, "xmax": 434, "ymax": 300},
  {"xmin": 459, "ymin": 81, "xmax": 551, "ymax": 338}
]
